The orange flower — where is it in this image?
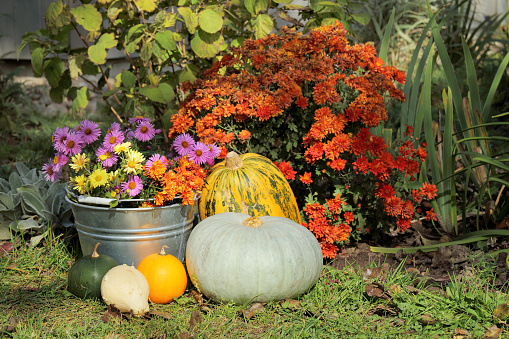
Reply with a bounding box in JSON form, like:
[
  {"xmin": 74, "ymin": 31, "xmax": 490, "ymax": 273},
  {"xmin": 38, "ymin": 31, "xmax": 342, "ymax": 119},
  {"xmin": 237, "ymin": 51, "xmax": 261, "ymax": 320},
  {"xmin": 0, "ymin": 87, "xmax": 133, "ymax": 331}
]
[
  {"xmin": 238, "ymin": 130, "xmax": 251, "ymax": 142},
  {"xmin": 299, "ymin": 172, "xmax": 313, "ymax": 185},
  {"xmin": 425, "ymin": 209, "xmax": 438, "ymax": 221},
  {"xmin": 274, "ymin": 161, "xmax": 296, "ymax": 181},
  {"xmin": 420, "ymin": 182, "xmax": 438, "ymax": 200}
]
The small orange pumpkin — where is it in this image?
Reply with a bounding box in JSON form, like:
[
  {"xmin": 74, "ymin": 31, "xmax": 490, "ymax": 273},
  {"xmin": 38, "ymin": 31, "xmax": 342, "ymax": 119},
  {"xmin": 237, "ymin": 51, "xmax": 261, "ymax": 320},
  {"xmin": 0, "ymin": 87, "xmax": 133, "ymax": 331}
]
[{"xmin": 137, "ymin": 246, "xmax": 187, "ymax": 304}]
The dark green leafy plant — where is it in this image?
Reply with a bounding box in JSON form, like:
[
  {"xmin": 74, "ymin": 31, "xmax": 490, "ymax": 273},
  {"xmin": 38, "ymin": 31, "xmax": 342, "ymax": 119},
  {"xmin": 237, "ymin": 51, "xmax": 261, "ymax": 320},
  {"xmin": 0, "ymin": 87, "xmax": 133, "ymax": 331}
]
[
  {"xmin": 0, "ymin": 163, "xmax": 72, "ymax": 245},
  {"xmin": 17, "ymin": 0, "xmax": 370, "ymax": 136}
]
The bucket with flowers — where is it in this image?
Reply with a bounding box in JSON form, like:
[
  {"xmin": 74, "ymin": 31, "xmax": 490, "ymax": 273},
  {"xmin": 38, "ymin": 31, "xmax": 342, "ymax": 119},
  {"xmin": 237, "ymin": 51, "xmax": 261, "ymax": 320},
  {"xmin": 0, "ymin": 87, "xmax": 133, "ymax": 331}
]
[{"xmin": 43, "ymin": 117, "xmax": 220, "ymax": 266}]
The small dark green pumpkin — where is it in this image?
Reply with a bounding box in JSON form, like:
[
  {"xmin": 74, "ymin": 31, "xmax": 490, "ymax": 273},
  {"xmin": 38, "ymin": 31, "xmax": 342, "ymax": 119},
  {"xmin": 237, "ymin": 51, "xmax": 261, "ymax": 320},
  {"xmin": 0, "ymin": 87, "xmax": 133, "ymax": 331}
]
[{"xmin": 68, "ymin": 243, "xmax": 118, "ymax": 299}]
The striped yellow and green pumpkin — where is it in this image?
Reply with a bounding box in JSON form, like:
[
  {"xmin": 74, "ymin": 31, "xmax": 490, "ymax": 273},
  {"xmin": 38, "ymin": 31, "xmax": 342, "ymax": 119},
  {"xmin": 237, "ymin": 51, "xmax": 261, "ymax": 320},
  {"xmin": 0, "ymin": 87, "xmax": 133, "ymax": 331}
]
[{"xmin": 199, "ymin": 152, "xmax": 302, "ymax": 224}]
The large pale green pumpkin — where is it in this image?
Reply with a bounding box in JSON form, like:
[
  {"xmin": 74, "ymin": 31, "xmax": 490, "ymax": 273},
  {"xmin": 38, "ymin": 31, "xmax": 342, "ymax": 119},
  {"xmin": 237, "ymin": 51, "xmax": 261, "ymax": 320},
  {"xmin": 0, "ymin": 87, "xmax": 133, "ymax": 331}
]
[
  {"xmin": 185, "ymin": 212, "xmax": 323, "ymax": 304},
  {"xmin": 198, "ymin": 152, "xmax": 302, "ymax": 223}
]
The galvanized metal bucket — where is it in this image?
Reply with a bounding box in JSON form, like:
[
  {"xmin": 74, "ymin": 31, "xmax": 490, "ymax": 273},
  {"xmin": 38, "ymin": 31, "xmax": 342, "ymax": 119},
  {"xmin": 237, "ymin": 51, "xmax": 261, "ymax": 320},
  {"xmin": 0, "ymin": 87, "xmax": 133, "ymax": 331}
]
[{"xmin": 66, "ymin": 196, "xmax": 198, "ymax": 267}]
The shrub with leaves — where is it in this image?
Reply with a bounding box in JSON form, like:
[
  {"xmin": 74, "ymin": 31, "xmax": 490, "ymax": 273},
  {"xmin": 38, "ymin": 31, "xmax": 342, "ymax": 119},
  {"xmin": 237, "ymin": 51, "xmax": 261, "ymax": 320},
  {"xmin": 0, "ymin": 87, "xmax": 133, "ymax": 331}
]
[
  {"xmin": 17, "ymin": 0, "xmax": 370, "ymax": 130},
  {"xmin": 170, "ymin": 22, "xmax": 438, "ymax": 258}
]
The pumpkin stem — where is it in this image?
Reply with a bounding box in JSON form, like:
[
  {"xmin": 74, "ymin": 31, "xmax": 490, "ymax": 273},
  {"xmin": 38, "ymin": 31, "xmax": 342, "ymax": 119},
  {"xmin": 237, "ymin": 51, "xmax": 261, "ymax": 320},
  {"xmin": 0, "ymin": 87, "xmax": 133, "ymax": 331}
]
[
  {"xmin": 92, "ymin": 242, "xmax": 101, "ymax": 258},
  {"xmin": 159, "ymin": 245, "xmax": 169, "ymax": 255},
  {"xmin": 243, "ymin": 217, "xmax": 263, "ymax": 228},
  {"xmin": 225, "ymin": 152, "xmax": 243, "ymax": 170}
]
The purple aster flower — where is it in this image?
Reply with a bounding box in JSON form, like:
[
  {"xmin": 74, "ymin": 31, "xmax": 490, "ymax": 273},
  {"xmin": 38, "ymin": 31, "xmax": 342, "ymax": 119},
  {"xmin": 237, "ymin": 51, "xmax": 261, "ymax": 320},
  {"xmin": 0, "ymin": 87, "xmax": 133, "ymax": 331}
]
[
  {"xmin": 103, "ymin": 129, "xmax": 125, "ymax": 152},
  {"xmin": 121, "ymin": 175, "xmax": 143, "ymax": 197},
  {"xmin": 126, "ymin": 129, "xmax": 135, "ymax": 140},
  {"xmin": 107, "ymin": 122, "xmax": 121, "ymax": 133},
  {"xmin": 96, "ymin": 146, "xmax": 119, "ymax": 168},
  {"xmin": 208, "ymin": 144, "xmax": 221, "ymax": 159},
  {"xmin": 77, "ymin": 119, "xmax": 101, "ymax": 144},
  {"xmin": 42, "ymin": 161, "xmax": 61, "ymax": 182},
  {"xmin": 128, "ymin": 116, "xmax": 151, "ymax": 124},
  {"xmin": 173, "ymin": 133, "xmax": 195, "ymax": 157},
  {"xmin": 52, "ymin": 152, "xmax": 69, "ymax": 171},
  {"xmin": 188, "ymin": 142, "xmax": 212, "ymax": 165},
  {"xmin": 62, "ymin": 131, "xmax": 84, "ymax": 156},
  {"xmin": 145, "ymin": 154, "xmax": 168, "ymax": 171},
  {"xmin": 134, "ymin": 121, "xmax": 156, "ymax": 142},
  {"xmin": 53, "ymin": 126, "xmax": 70, "ymax": 153}
]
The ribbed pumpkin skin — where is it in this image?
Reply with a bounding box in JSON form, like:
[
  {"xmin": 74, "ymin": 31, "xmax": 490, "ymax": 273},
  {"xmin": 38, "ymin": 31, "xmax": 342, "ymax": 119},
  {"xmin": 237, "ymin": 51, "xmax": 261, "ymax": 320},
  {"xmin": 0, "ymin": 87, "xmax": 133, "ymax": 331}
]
[
  {"xmin": 185, "ymin": 212, "xmax": 323, "ymax": 304},
  {"xmin": 199, "ymin": 153, "xmax": 301, "ymax": 223}
]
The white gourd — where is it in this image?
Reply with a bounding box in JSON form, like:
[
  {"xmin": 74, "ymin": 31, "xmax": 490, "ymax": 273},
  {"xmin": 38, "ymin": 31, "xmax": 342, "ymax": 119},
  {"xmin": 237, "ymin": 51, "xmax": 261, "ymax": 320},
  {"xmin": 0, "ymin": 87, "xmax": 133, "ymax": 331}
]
[
  {"xmin": 185, "ymin": 212, "xmax": 323, "ymax": 304},
  {"xmin": 100, "ymin": 264, "xmax": 150, "ymax": 316}
]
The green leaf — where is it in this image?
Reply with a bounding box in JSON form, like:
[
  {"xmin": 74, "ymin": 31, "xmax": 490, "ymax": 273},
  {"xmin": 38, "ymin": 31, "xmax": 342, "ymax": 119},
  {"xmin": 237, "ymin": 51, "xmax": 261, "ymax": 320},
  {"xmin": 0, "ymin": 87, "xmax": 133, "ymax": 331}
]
[
  {"xmin": 31, "ymin": 47, "xmax": 44, "ymax": 77},
  {"xmin": 379, "ymin": 8, "xmax": 395, "ymax": 63},
  {"xmin": 179, "ymin": 64, "xmax": 200, "ymax": 83},
  {"xmin": 0, "ymin": 222, "xmax": 11, "ymax": 241},
  {"xmin": 107, "ymin": 1, "xmax": 123, "ymax": 20},
  {"xmin": 126, "ymin": 24, "xmax": 146, "ymax": 43},
  {"xmin": 250, "ymin": 14, "xmax": 273, "ymax": 39},
  {"xmin": 135, "ymin": 0, "xmax": 158, "ymax": 12},
  {"xmin": 159, "ymin": 82, "xmax": 175, "ymax": 102},
  {"xmin": 121, "ymin": 70, "xmax": 137, "ymax": 88},
  {"xmin": 0, "ymin": 193, "xmax": 14, "ymax": 210},
  {"xmin": 18, "ymin": 189, "xmax": 47, "ymax": 218},
  {"xmin": 190, "ymin": 30, "xmax": 226, "ymax": 58},
  {"xmin": 44, "ymin": 58, "xmax": 65, "ymax": 88},
  {"xmin": 68, "ymin": 54, "xmax": 86, "ymax": 79},
  {"xmin": 140, "ymin": 41, "xmax": 154, "ymax": 63},
  {"xmin": 69, "ymin": 87, "xmax": 89, "ymax": 113},
  {"xmin": 45, "ymin": 0, "xmax": 63, "ymax": 27},
  {"xmin": 88, "ymin": 33, "xmax": 117, "ymax": 64},
  {"xmin": 155, "ymin": 30, "xmax": 176, "ymax": 51},
  {"xmin": 244, "ymin": 0, "xmax": 269, "ymax": 15},
  {"xmin": 351, "ymin": 12, "xmax": 370, "ymax": 26},
  {"xmin": 198, "ymin": 9, "xmax": 223, "ymax": 34},
  {"xmin": 139, "ymin": 86, "xmax": 166, "ymax": 104},
  {"xmin": 71, "ymin": 4, "xmax": 102, "ymax": 32},
  {"xmin": 178, "ymin": 7, "xmax": 199, "ymax": 34}
]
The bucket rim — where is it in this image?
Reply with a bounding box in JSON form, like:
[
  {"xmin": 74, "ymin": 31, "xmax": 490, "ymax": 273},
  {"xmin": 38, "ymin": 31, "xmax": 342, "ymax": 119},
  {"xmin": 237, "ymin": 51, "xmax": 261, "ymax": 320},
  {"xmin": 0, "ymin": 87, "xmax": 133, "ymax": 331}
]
[{"xmin": 64, "ymin": 195, "xmax": 190, "ymax": 211}]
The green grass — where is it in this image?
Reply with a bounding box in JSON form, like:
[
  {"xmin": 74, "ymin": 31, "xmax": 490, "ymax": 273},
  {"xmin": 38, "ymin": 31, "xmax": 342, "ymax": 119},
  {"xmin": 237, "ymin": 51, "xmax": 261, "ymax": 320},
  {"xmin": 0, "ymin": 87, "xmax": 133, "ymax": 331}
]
[{"xmin": 2, "ymin": 235, "xmax": 509, "ymax": 338}]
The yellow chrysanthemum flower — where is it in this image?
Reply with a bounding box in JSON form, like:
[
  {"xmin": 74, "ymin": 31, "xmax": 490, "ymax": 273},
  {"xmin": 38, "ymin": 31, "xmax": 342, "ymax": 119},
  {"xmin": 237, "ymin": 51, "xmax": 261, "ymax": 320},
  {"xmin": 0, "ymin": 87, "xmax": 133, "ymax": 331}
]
[
  {"xmin": 69, "ymin": 153, "xmax": 90, "ymax": 172},
  {"xmin": 124, "ymin": 149, "xmax": 145, "ymax": 174},
  {"xmin": 72, "ymin": 175, "xmax": 88, "ymax": 194},
  {"xmin": 108, "ymin": 169, "xmax": 122, "ymax": 183},
  {"xmin": 114, "ymin": 142, "xmax": 132, "ymax": 154},
  {"xmin": 89, "ymin": 168, "xmax": 108, "ymax": 188}
]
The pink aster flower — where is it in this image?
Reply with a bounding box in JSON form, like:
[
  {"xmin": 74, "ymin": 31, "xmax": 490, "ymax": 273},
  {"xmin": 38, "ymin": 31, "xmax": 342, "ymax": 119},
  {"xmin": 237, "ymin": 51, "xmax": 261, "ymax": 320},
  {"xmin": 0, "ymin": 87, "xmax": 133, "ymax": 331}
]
[
  {"xmin": 52, "ymin": 152, "xmax": 69, "ymax": 171},
  {"xmin": 108, "ymin": 122, "xmax": 121, "ymax": 132},
  {"xmin": 121, "ymin": 175, "xmax": 143, "ymax": 197},
  {"xmin": 208, "ymin": 144, "xmax": 221, "ymax": 158},
  {"xmin": 188, "ymin": 142, "xmax": 212, "ymax": 165},
  {"xmin": 42, "ymin": 161, "xmax": 61, "ymax": 182},
  {"xmin": 173, "ymin": 133, "xmax": 195, "ymax": 157},
  {"xmin": 77, "ymin": 119, "xmax": 101, "ymax": 144},
  {"xmin": 96, "ymin": 146, "xmax": 118, "ymax": 168},
  {"xmin": 128, "ymin": 116, "xmax": 151, "ymax": 124},
  {"xmin": 103, "ymin": 129, "xmax": 125, "ymax": 152},
  {"xmin": 53, "ymin": 126, "xmax": 70, "ymax": 153},
  {"xmin": 144, "ymin": 154, "xmax": 168, "ymax": 171},
  {"xmin": 134, "ymin": 121, "xmax": 156, "ymax": 142},
  {"xmin": 62, "ymin": 131, "xmax": 84, "ymax": 156}
]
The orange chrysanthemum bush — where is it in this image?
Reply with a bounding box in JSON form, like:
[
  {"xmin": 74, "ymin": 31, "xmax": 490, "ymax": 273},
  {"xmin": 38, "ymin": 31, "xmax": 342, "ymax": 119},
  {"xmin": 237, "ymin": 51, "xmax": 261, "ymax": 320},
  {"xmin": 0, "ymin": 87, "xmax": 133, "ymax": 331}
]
[{"xmin": 170, "ymin": 22, "xmax": 438, "ymax": 258}]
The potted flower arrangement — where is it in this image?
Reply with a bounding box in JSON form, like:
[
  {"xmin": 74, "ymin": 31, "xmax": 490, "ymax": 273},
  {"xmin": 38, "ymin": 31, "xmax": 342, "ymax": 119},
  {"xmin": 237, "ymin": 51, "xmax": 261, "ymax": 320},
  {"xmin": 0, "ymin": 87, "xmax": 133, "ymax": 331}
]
[
  {"xmin": 169, "ymin": 22, "xmax": 439, "ymax": 259},
  {"xmin": 42, "ymin": 117, "xmax": 221, "ymax": 266}
]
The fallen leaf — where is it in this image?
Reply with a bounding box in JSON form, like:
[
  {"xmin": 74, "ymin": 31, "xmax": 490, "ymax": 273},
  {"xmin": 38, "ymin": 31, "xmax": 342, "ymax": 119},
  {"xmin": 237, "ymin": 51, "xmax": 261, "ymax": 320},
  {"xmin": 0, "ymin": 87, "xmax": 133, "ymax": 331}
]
[
  {"xmin": 367, "ymin": 304, "xmax": 398, "ymax": 316},
  {"xmin": 104, "ymin": 333, "xmax": 126, "ymax": 339},
  {"xmin": 494, "ymin": 303, "xmax": 509, "ymax": 320},
  {"xmin": 365, "ymin": 283, "xmax": 388, "ymax": 299},
  {"xmin": 388, "ymin": 284, "xmax": 403, "ymax": 295},
  {"xmin": 3, "ymin": 316, "xmax": 18, "ymax": 333},
  {"xmin": 454, "ymin": 328, "xmax": 470, "ymax": 337},
  {"xmin": 189, "ymin": 310, "xmax": 203, "ymax": 331},
  {"xmin": 0, "ymin": 242, "xmax": 14, "ymax": 256},
  {"xmin": 178, "ymin": 332, "xmax": 190, "ymax": 339},
  {"xmin": 242, "ymin": 303, "xmax": 265, "ymax": 320},
  {"xmin": 405, "ymin": 286, "xmax": 421, "ymax": 294},
  {"xmin": 281, "ymin": 299, "xmax": 300, "ymax": 309},
  {"xmin": 150, "ymin": 310, "xmax": 172, "ymax": 320},
  {"xmin": 190, "ymin": 290, "xmax": 211, "ymax": 312},
  {"xmin": 418, "ymin": 313, "xmax": 435, "ymax": 325},
  {"xmin": 101, "ymin": 304, "xmax": 122, "ymax": 323},
  {"xmin": 363, "ymin": 267, "xmax": 384, "ymax": 280},
  {"xmin": 483, "ymin": 325, "xmax": 503, "ymax": 339}
]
